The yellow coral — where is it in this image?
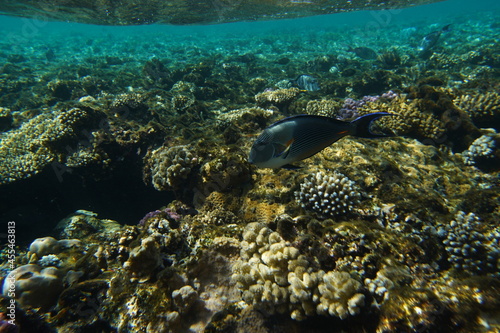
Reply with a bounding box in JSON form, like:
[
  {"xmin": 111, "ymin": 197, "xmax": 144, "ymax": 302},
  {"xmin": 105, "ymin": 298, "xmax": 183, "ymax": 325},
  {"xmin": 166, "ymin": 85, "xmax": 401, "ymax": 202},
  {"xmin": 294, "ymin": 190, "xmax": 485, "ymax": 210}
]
[
  {"xmin": 454, "ymin": 91, "xmax": 500, "ymax": 125},
  {"xmin": 359, "ymin": 95, "xmax": 445, "ymax": 141},
  {"xmin": 232, "ymin": 223, "xmax": 366, "ymax": 321},
  {"xmin": 0, "ymin": 108, "xmax": 101, "ymax": 184},
  {"xmin": 255, "ymin": 88, "xmax": 301, "ymax": 106},
  {"xmin": 305, "ymin": 99, "xmax": 342, "ymax": 117}
]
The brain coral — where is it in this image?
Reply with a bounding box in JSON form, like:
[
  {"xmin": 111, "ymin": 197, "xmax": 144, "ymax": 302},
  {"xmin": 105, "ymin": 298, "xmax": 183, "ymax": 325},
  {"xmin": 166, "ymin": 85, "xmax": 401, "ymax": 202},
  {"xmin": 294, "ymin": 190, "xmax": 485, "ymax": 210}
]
[
  {"xmin": 143, "ymin": 145, "xmax": 199, "ymax": 191},
  {"xmin": 232, "ymin": 223, "xmax": 365, "ymax": 321},
  {"xmin": 295, "ymin": 171, "xmax": 361, "ymax": 218}
]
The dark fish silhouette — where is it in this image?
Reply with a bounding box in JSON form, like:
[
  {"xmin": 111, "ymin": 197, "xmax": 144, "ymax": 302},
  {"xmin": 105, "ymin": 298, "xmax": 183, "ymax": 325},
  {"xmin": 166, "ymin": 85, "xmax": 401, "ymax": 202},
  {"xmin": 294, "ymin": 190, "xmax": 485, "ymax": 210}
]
[
  {"xmin": 291, "ymin": 74, "xmax": 321, "ymax": 91},
  {"xmin": 347, "ymin": 46, "xmax": 378, "ymax": 60},
  {"xmin": 419, "ymin": 24, "xmax": 452, "ymax": 52},
  {"xmin": 248, "ymin": 112, "xmax": 393, "ymax": 169}
]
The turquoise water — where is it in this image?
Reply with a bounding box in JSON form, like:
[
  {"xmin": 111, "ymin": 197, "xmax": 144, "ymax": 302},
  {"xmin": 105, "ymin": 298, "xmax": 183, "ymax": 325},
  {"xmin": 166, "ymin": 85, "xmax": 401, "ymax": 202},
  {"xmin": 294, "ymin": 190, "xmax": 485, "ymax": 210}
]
[{"xmin": 0, "ymin": 0, "xmax": 500, "ymax": 331}]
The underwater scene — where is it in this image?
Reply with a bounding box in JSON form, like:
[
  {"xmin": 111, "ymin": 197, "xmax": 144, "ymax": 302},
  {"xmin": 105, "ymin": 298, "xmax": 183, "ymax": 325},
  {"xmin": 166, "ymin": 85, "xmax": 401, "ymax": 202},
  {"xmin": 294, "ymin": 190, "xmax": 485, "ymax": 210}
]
[{"xmin": 0, "ymin": 0, "xmax": 499, "ymax": 331}]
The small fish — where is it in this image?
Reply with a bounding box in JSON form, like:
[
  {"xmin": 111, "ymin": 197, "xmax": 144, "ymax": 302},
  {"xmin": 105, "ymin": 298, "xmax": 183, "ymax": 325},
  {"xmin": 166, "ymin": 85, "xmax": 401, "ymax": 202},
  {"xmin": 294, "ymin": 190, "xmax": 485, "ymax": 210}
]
[
  {"xmin": 248, "ymin": 112, "xmax": 393, "ymax": 169},
  {"xmin": 419, "ymin": 24, "xmax": 452, "ymax": 52},
  {"xmin": 347, "ymin": 46, "xmax": 378, "ymax": 60},
  {"xmin": 291, "ymin": 74, "xmax": 321, "ymax": 91}
]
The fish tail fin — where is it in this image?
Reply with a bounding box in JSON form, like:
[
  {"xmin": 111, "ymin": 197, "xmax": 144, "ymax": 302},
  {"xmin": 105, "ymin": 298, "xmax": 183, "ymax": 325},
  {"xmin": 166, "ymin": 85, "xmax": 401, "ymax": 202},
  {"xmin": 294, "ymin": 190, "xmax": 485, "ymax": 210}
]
[
  {"xmin": 351, "ymin": 112, "xmax": 394, "ymax": 138},
  {"xmin": 442, "ymin": 24, "xmax": 452, "ymax": 32}
]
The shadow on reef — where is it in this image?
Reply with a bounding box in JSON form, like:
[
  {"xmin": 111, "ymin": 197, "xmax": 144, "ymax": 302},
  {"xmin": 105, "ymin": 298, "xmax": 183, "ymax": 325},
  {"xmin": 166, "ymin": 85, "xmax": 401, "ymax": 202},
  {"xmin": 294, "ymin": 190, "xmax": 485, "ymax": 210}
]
[{"xmin": 0, "ymin": 154, "xmax": 171, "ymax": 245}]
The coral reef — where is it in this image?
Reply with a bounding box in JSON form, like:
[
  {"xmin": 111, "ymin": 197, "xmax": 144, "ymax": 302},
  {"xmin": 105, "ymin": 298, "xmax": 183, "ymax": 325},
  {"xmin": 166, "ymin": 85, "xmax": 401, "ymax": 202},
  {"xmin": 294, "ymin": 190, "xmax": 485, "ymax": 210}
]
[
  {"xmin": 232, "ymin": 223, "xmax": 365, "ymax": 321},
  {"xmin": 0, "ymin": 6, "xmax": 499, "ymax": 333},
  {"xmin": 295, "ymin": 171, "xmax": 361, "ymax": 218},
  {"xmin": 143, "ymin": 145, "xmax": 200, "ymax": 191},
  {"xmin": 461, "ymin": 128, "xmax": 500, "ymax": 168},
  {"xmin": 2, "ymin": 265, "xmax": 63, "ymax": 310},
  {"xmin": 358, "ymin": 94, "xmax": 446, "ymax": 141},
  {"xmin": 454, "ymin": 91, "xmax": 500, "ymax": 129},
  {"xmin": 255, "ymin": 88, "xmax": 301, "ymax": 108},
  {"xmin": 0, "ymin": 108, "xmax": 105, "ymax": 184},
  {"xmin": 437, "ymin": 211, "xmax": 499, "ymax": 274}
]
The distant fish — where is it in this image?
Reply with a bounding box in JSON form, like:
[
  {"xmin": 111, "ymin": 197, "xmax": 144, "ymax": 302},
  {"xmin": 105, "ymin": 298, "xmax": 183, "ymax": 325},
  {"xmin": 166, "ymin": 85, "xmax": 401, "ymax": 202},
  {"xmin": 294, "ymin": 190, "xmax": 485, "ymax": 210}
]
[
  {"xmin": 248, "ymin": 112, "xmax": 393, "ymax": 169},
  {"xmin": 419, "ymin": 24, "xmax": 452, "ymax": 52},
  {"xmin": 347, "ymin": 46, "xmax": 378, "ymax": 60},
  {"xmin": 291, "ymin": 74, "xmax": 321, "ymax": 91}
]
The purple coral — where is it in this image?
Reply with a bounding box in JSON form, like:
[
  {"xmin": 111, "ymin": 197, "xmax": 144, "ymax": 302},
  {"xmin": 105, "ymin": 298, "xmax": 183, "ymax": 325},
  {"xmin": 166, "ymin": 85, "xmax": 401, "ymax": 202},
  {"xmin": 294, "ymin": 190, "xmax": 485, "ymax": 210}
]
[
  {"xmin": 336, "ymin": 91, "xmax": 397, "ymax": 120},
  {"xmin": 381, "ymin": 90, "xmax": 398, "ymax": 100},
  {"xmin": 139, "ymin": 208, "xmax": 181, "ymax": 226}
]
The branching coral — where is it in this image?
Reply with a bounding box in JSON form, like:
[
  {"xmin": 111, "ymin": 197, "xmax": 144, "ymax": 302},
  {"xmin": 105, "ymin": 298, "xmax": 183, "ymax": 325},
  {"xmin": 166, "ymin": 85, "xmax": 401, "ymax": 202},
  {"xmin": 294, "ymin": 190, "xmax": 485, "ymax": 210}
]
[
  {"xmin": 305, "ymin": 99, "xmax": 341, "ymax": 118},
  {"xmin": 255, "ymin": 88, "xmax": 301, "ymax": 107},
  {"xmin": 454, "ymin": 91, "xmax": 500, "ymax": 128},
  {"xmin": 359, "ymin": 95, "xmax": 445, "ymax": 141},
  {"xmin": 295, "ymin": 171, "xmax": 361, "ymax": 218},
  {"xmin": 0, "ymin": 108, "xmax": 103, "ymax": 184},
  {"xmin": 461, "ymin": 129, "xmax": 499, "ymax": 166},
  {"xmin": 143, "ymin": 145, "xmax": 199, "ymax": 191},
  {"xmin": 232, "ymin": 223, "xmax": 365, "ymax": 321},
  {"xmin": 437, "ymin": 211, "xmax": 499, "ymax": 274}
]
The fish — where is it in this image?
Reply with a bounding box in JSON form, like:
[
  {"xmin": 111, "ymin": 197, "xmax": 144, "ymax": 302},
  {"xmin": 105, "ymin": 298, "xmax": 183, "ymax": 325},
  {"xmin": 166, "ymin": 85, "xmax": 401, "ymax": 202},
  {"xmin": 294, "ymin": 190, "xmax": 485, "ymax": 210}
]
[
  {"xmin": 248, "ymin": 112, "xmax": 393, "ymax": 169},
  {"xmin": 291, "ymin": 74, "xmax": 321, "ymax": 91},
  {"xmin": 347, "ymin": 46, "xmax": 378, "ymax": 60},
  {"xmin": 419, "ymin": 24, "xmax": 452, "ymax": 52}
]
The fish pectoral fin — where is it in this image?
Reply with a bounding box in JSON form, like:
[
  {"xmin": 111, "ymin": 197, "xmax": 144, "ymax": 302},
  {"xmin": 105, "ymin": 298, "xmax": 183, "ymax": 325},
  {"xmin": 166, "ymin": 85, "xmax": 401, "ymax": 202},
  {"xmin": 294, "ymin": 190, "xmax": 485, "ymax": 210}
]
[
  {"xmin": 281, "ymin": 164, "xmax": 301, "ymax": 170},
  {"xmin": 275, "ymin": 139, "xmax": 294, "ymax": 159}
]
